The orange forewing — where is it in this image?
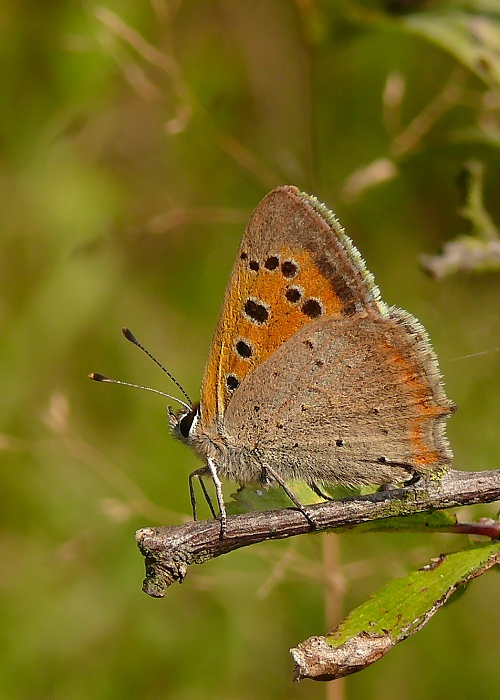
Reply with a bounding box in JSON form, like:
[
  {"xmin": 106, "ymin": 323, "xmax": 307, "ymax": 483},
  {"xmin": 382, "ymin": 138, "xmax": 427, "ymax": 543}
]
[{"xmin": 202, "ymin": 245, "xmax": 347, "ymax": 423}]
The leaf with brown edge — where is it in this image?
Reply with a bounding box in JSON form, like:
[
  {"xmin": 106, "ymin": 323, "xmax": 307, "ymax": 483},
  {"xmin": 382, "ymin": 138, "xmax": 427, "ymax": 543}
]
[{"xmin": 291, "ymin": 541, "xmax": 500, "ymax": 682}]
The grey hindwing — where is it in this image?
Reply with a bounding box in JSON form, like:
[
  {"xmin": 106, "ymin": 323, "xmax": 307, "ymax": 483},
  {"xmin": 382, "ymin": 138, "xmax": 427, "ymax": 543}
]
[{"xmin": 221, "ymin": 314, "xmax": 453, "ymax": 486}]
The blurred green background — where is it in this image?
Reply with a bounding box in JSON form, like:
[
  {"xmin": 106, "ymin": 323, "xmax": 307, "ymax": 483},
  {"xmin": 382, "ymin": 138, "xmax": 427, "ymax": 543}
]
[{"xmin": 1, "ymin": 1, "xmax": 500, "ymax": 698}]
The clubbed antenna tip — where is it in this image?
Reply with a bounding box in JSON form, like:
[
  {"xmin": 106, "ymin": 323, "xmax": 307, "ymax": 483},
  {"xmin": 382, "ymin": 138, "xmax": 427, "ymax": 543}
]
[
  {"xmin": 122, "ymin": 327, "xmax": 136, "ymax": 343},
  {"xmin": 89, "ymin": 372, "xmax": 107, "ymax": 382}
]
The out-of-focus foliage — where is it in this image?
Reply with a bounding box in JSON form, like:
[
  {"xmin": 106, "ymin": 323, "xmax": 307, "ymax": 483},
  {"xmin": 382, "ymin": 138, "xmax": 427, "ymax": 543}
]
[{"xmin": 1, "ymin": 1, "xmax": 499, "ymax": 698}]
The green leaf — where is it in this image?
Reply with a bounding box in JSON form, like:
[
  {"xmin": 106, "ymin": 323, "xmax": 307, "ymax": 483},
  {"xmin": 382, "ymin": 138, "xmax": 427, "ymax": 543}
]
[
  {"xmin": 226, "ymin": 481, "xmax": 325, "ymax": 515},
  {"xmin": 330, "ymin": 541, "xmax": 500, "ymax": 643},
  {"xmin": 292, "ymin": 541, "xmax": 500, "ymax": 681},
  {"xmin": 226, "ymin": 480, "xmax": 379, "ymax": 516}
]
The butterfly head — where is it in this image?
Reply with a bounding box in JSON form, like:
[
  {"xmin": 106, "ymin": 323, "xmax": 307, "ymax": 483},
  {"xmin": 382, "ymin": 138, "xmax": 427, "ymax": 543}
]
[{"xmin": 169, "ymin": 402, "xmax": 201, "ymax": 446}]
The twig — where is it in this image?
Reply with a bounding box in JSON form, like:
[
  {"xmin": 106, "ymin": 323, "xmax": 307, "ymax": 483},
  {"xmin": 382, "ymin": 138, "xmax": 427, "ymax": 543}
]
[{"xmin": 136, "ymin": 468, "xmax": 500, "ymax": 597}]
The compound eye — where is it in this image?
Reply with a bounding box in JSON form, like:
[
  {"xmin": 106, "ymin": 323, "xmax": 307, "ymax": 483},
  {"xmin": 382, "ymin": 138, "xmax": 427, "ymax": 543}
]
[{"xmin": 179, "ymin": 405, "xmax": 199, "ymax": 438}]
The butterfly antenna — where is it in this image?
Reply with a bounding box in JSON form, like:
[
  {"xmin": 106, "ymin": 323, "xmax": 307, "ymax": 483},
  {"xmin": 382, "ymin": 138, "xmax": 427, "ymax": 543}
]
[
  {"xmin": 448, "ymin": 347, "xmax": 500, "ymax": 362},
  {"xmin": 88, "ymin": 373, "xmax": 191, "ymax": 412},
  {"xmin": 121, "ymin": 327, "xmax": 193, "ymax": 405}
]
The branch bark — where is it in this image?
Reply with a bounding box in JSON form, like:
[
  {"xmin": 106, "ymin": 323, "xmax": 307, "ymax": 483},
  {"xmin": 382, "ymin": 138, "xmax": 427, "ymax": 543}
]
[{"xmin": 136, "ymin": 468, "xmax": 500, "ymax": 597}]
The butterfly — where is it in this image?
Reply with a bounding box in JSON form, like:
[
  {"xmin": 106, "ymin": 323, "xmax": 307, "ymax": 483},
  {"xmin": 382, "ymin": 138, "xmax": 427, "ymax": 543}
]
[{"xmin": 168, "ymin": 186, "xmax": 455, "ymax": 537}]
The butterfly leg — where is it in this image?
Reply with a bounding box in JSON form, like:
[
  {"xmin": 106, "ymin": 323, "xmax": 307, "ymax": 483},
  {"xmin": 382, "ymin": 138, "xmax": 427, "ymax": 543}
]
[
  {"xmin": 198, "ymin": 474, "xmax": 218, "ymax": 518},
  {"xmin": 259, "ymin": 467, "xmax": 273, "ymax": 486},
  {"xmin": 309, "ymin": 481, "xmax": 332, "ymax": 501},
  {"xmin": 189, "ymin": 462, "xmax": 227, "ymax": 538},
  {"xmin": 206, "ymin": 457, "xmax": 227, "ymax": 539},
  {"xmin": 403, "ymin": 473, "xmax": 421, "ymax": 487},
  {"xmin": 188, "ymin": 467, "xmax": 217, "ymax": 520},
  {"xmin": 263, "ymin": 465, "xmax": 318, "ymax": 530},
  {"xmin": 377, "ymin": 472, "xmax": 421, "ymax": 493}
]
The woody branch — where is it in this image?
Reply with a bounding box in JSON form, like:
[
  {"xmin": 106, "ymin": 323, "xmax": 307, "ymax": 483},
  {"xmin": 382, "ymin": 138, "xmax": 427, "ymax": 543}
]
[{"xmin": 136, "ymin": 468, "xmax": 500, "ymax": 598}]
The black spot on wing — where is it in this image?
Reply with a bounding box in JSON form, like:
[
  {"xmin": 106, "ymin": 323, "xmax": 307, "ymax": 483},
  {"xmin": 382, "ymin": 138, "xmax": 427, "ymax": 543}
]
[
  {"xmin": 264, "ymin": 256, "xmax": 279, "ymax": 270},
  {"xmin": 301, "ymin": 298, "xmax": 323, "ymax": 319},
  {"xmin": 235, "ymin": 339, "xmax": 252, "ymax": 358},
  {"xmin": 226, "ymin": 374, "xmax": 240, "ymax": 391},
  {"xmin": 243, "ymin": 298, "xmax": 270, "ymax": 324},
  {"xmin": 285, "ymin": 286, "xmax": 302, "ymax": 304},
  {"xmin": 281, "ymin": 259, "xmax": 299, "ymax": 278}
]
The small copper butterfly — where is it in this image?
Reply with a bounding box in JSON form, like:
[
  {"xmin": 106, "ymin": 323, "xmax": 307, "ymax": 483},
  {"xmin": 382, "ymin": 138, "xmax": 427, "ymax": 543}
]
[
  {"xmin": 166, "ymin": 186, "xmax": 456, "ymax": 536},
  {"xmin": 91, "ymin": 186, "xmax": 455, "ymax": 535}
]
